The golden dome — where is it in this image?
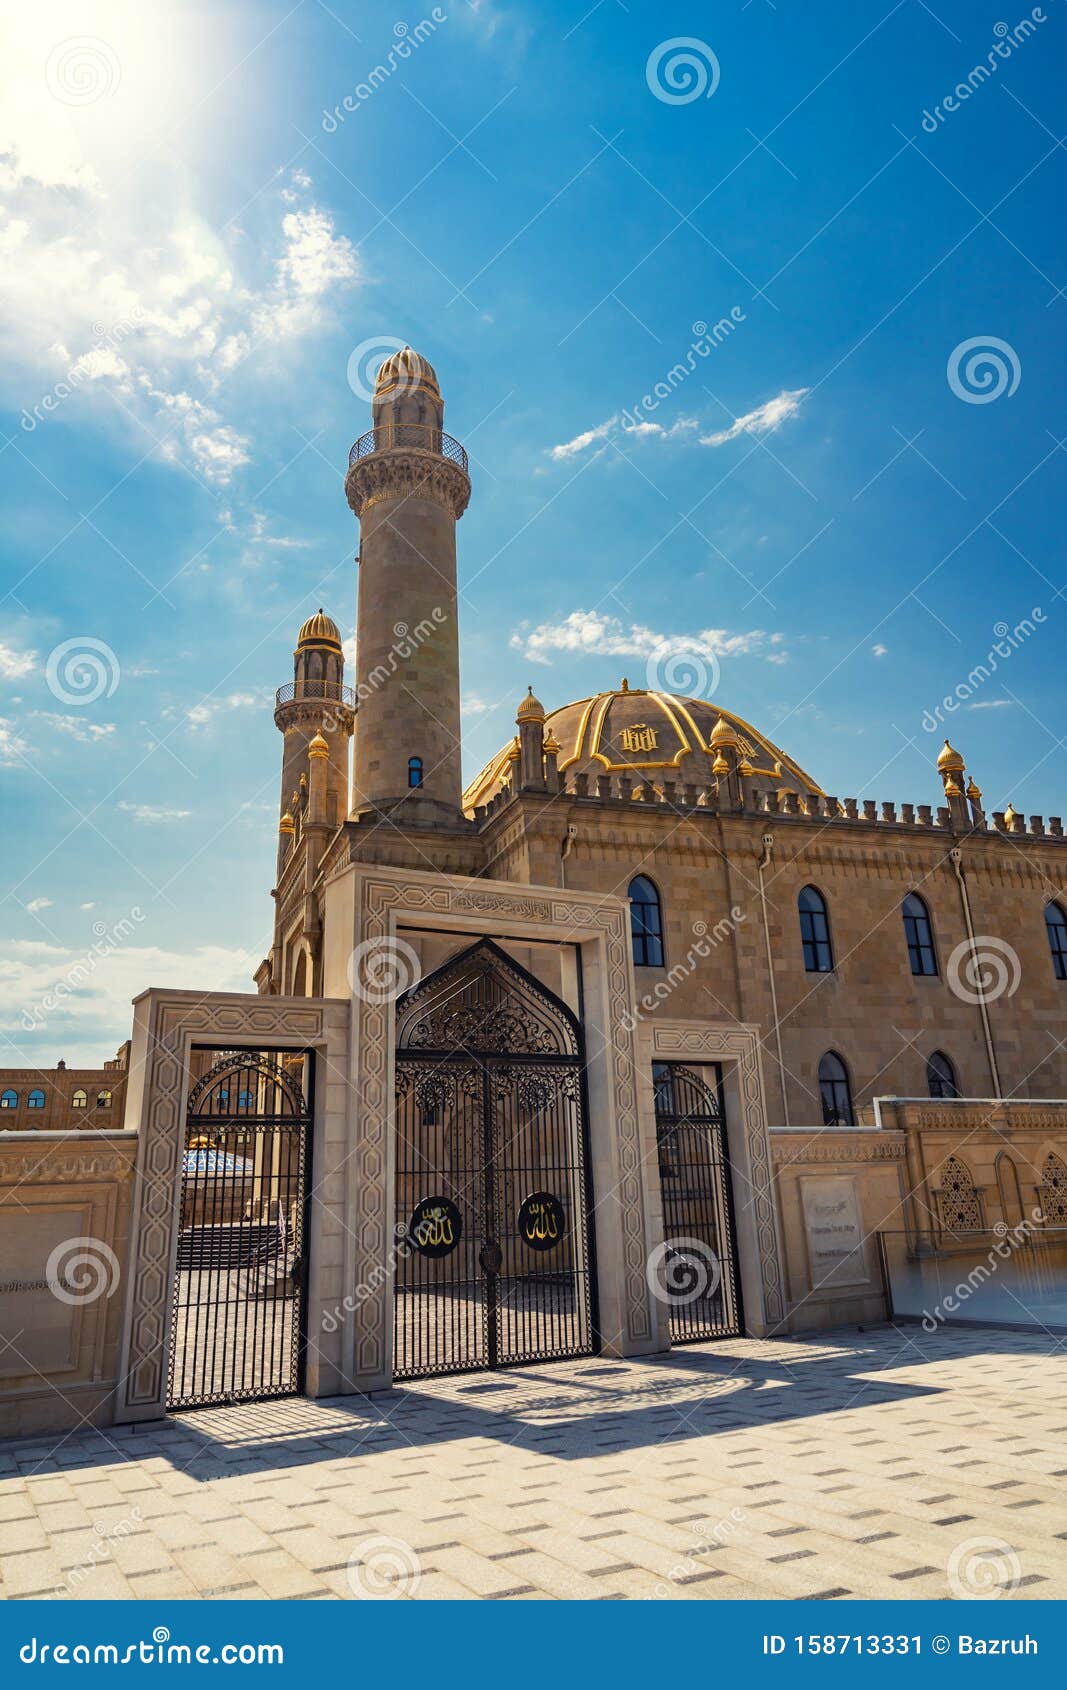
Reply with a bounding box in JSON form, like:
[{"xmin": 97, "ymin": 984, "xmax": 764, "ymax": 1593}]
[
  {"xmin": 544, "ymin": 731, "xmax": 561, "ymax": 756},
  {"xmin": 937, "ymin": 738, "xmax": 965, "ymax": 773},
  {"xmin": 375, "ymin": 345, "xmax": 440, "ymax": 398},
  {"xmin": 712, "ymin": 750, "xmax": 730, "ymax": 776},
  {"xmin": 308, "ymin": 732, "xmax": 329, "ymax": 759},
  {"xmin": 462, "ymin": 687, "xmax": 823, "ymax": 814},
  {"xmin": 516, "ymin": 685, "xmax": 545, "ymax": 723},
  {"xmin": 967, "ymin": 778, "xmax": 982, "ymax": 801},
  {"xmin": 279, "ymin": 813, "xmax": 294, "ymax": 834},
  {"xmin": 297, "ymin": 608, "xmax": 342, "ymax": 648}
]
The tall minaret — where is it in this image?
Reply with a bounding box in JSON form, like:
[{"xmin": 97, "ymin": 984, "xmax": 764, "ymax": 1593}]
[
  {"xmin": 344, "ymin": 346, "xmax": 470, "ymax": 822},
  {"xmin": 273, "ymin": 609, "xmax": 355, "ymax": 834}
]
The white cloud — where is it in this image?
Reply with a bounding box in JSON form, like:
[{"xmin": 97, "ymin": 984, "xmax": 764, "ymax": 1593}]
[
  {"xmin": 35, "ymin": 712, "xmax": 117, "ymax": 743},
  {"xmin": 0, "ymin": 48, "xmax": 360, "ymax": 488},
  {"xmin": 80, "ymin": 903, "xmax": 97, "ymax": 911},
  {"xmin": 549, "ymin": 414, "xmax": 700, "ymax": 461},
  {"xmin": 701, "ymin": 388, "xmax": 809, "ymax": 447},
  {"xmin": 968, "ymin": 698, "xmax": 1013, "ymax": 711},
  {"xmin": 117, "ymin": 801, "xmax": 192, "ymax": 823},
  {"xmin": 2, "ymin": 936, "xmax": 259, "ymax": 1066},
  {"xmin": 0, "ymin": 641, "xmax": 37, "ymax": 680},
  {"xmin": 25, "ymin": 897, "xmax": 52, "ymax": 913},
  {"xmin": 510, "ymin": 610, "xmax": 783, "ymax": 666},
  {"xmin": 182, "ymin": 692, "xmax": 260, "ymax": 730},
  {"xmin": 461, "ymin": 693, "xmax": 495, "ymax": 717},
  {"xmin": 872, "ymin": 644, "xmax": 888, "ymax": 658},
  {"xmin": 0, "ymin": 716, "xmax": 29, "ymax": 765}
]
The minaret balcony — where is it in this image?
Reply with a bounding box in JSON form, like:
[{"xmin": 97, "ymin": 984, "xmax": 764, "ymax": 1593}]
[
  {"xmin": 349, "ymin": 425, "xmax": 468, "ymax": 475},
  {"xmin": 275, "ymin": 679, "xmax": 357, "ymax": 708}
]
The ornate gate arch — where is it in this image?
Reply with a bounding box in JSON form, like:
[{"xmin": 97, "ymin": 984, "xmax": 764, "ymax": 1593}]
[
  {"xmin": 393, "ymin": 939, "xmax": 597, "ymax": 1378},
  {"xmin": 652, "ymin": 1062, "xmax": 743, "ymax": 1342},
  {"xmin": 167, "ymin": 1052, "xmax": 311, "ymax": 1410}
]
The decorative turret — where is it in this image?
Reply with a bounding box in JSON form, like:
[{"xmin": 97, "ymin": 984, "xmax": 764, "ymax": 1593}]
[
  {"xmin": 274, "ymin": 608, "xmax": 355, "ymax": 835},
  {"xmin": 516, "ymin": 686, "xmax": 547, "ymax": 789},
  {"xmin": 936, "ymin": 738, "xmax": 970, "ymax": 828},
  {"xmin": 344, "ymin": 345, "xmax": 470, "ymax": 823}
]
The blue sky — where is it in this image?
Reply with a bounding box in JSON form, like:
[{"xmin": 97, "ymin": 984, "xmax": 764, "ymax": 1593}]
[{"xmin": 2, "ymin": 0, "xmax": 1065, "ymax": 1063}]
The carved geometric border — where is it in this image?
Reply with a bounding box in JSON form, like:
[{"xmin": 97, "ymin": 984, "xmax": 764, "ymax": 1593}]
[
  {"xmin": 648, "ymin": 1020, "xmax": 787, "ymax": 1330},
  {"xmin": 116, "ymin": 991, "xmax": 336, "ymax": 1422},
  {"xmin": 347, "ymin": 867, "xmax": 653, "ymax": 1388}
]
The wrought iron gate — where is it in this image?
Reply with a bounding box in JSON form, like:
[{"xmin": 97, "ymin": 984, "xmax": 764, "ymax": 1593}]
[
  {"xmin": 393, "ymin": 940, "xmax": 596, "ymax": 1379},
  {"xmin": 167, "ymin": 1053, "xmax": 311, "ymax": 1410},
  {"xmin": 653, "ymin": 1062, "xmax": 743, "ymax": 1343}
]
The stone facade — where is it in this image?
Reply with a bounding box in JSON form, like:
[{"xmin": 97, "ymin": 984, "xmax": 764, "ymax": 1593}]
[{"xmin": 0, "ymin": 1046, "xmax": 128, "ymax": 1134}]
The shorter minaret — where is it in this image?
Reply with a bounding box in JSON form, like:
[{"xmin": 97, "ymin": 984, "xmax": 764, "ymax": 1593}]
[{"xmin": 273, "ymin": 610, "xmax": 355, "ymax": 833}]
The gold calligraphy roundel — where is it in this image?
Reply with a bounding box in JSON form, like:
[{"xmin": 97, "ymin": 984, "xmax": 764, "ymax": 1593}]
[
  {"xmin": 409, "ymin": 1196, "xmax": 463, "ymax": 1258},
  {"xmin": 517, "ymin": 1191, "xmax": 565, "ymax": 1252}
]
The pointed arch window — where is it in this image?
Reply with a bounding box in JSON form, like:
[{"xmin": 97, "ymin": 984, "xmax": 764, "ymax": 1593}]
[
  {"xmin": 1039, "ymin": 1153, "xmax": 1067, "ymax": 1226},
  {"xmin": 818, "ymin": 1051, "xmax": 854, "ymax": 1126},
  {"xmin": 1045, "ymin": 902, "xmax": 1067, "ymax": 981},
  {"xmin": 0, "ymin": 1089, "xmax": 17, "ymax": 1109},
  {"xmin": 96, "ymin": 1089, "xmax": 112, "ymax": 1109},
  {"xmin": 798, "ymin": 885, "xmax": 833, "ymax": 972},
  {"xmin": 71, "ymin": 1088, "xmax": 87, "ymax": 1109},
  {"xmin": 903, "ymin": 891, "xmax": 937, "ymax": 976},
  {"xmin": 927, "ymin": 1050, "xmax": 959, "ymax": 1099},
  {"xmin": 628, "ymin": 875, "xmax": 664, "ymax": 968},
  {"xmin": 408, "ymin": 756, "xmax": 423, "ymax": 789},
  {"xmin": 937, "ymin": 1154, "xmax": 982, "ymax": 1234}
]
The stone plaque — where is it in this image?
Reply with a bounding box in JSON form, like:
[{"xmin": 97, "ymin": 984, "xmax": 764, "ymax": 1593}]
[{"xmin": 800, "ymin": 1176, "xmax": 868, "ymax": 1288}]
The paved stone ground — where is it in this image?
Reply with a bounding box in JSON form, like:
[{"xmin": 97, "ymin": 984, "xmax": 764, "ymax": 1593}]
[{"xmin": 2, "ymin": 1324, "xmax": 1066, "ymax": 1601}]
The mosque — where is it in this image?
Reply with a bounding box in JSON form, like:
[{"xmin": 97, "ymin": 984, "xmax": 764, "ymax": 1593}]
[{"xmin": 4, "ymin": 347, "xmax": 1067, "ymax": 1433}]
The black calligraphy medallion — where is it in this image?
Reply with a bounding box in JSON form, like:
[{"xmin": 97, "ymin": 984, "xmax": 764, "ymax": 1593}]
[
  {"xmin": 517, "ymin": 1191, "xmax": 565, "ymax": 1252},
  {"xmin": 408, "ymin": 1196, "xmax": 462, "ymax": 1258}
]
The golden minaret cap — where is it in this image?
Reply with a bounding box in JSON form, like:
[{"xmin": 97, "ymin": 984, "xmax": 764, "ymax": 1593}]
[
  {"xmin": 709, "ymin": 715, "xmax": 741, "ymax": 750},
  {"xmin": 297, "ymin": 608, "xmax": 342, "ymax": 648},
  {"xmin": 937, "ymin": 738, "xmax": 965, "ymax": 774},
  {"xmin": 308, "ymin": 732, "xmax": 329, "ymax": 759},
  {"xmin": 516, "ymin": 685, "xmax": 545, "ymax": 723},
  {"xmin": 374, "ymin": 345, "xmax": 441, "ymax": 398}
]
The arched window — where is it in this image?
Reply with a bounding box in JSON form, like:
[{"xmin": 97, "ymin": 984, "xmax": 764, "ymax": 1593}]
[
  {"xmin": 1039, "ymin": 1153, "xmax": 1067, "ymax": 1226},
  {"xmin": 1045, "ymin": 902, "xmax": 1067, "ymax": 981},
  {"xmin": 628, "ymin": 875, "xmax": 664, "ymax": 967},
  {"xmin": 237, "ymin": 1089, "xmax": 254, "ymax": 1109},
  {"xmin": 818, "ymin": 1051, "xmax": 854, "ymax": 1126},
  {"xmin": 96, "ymin": 1089, "xmax": 112, "ymax": 1109},
  {"xmin": 28, "ymin": 1089, "xmax": 45, "ymax": 1109},
  {"xmin": 937, "ymin": 1154, "xmax": 982, "ymax": 1233},
  {"xmin": 798, "ymin": 885, "xmax": 833, "ymax": 972},
  {"xmin": 408, "ymin": 756, "xmax": 423, "ymax": 789},
  {"xmin": 71, "ymin": 1088, "xmax": 87, "ymax": 1109},
  {"xmin": 903, "ymin": 891, "xmax": 937, "ymax": 976},
  {"xmin": 927, "ymin": 1050, "xmax": 959, "ymax": 1099},
  {"xmin": 0, "ymin": 1089, "xmax": 17, "ymax": 1109}
]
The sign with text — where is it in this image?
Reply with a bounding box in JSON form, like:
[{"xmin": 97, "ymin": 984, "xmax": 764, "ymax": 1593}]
[{"xmin": 800, "ymin": 1176, "xmax": 869, "ymax": 1288}]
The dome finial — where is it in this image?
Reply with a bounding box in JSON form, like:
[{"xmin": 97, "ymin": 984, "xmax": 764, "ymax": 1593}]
[
  {"xmin": 516, "ymin": 685, "xmax": 545, "ymax": 724},
  {"xmin": 937, "ymin": 738, "xmax": 965, "ymax": 774}
]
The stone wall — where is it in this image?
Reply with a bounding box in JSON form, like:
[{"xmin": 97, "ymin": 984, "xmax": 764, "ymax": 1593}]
[{"xmin": 0, "ymin": 1131, "xmax": 137, "ymax": 1437}]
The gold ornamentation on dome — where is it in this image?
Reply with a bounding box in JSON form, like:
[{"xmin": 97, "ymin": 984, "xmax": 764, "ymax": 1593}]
[
  {"xmin": 620, "ymin": 723, "xmax": 658, "ymax": 753},
  {"xmin": 712, "ymin": 750, "xmax": 730, "ymax": 776},
  {"xmin": 308, "ymin": 732, "xmax": 329, "ymax": 759},
  {"xmin": 967, "ymin": 778, "xmax": 982, "ymax": 802},
  {"xmin": 279, "ymin": 814, "xmax": 294, "ymax": 834},
  {"xmin": 543, "ymin": 731, "xmax": 561, "ymax": 755},
  {"xmin": 738, "ymin": 756, "xmax": 754, "ymax": 778},
  {"xmin": 517, "ymin": 685, "xmax": 545, "ymax": 723},
  {"xmin": 1004, "ymin": 802, "xmax": 1018, "ymax": 825},
  {"xmin": 944, "ymin": 777, "xmax": 963, "ymax": 798},
  {"xmin": 709, "ymin": 715, "xmax": 741, "ymax": 750},
  {"xmin": 937, "ymin": 738, "xmax": 965, "ymax": 774}
]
